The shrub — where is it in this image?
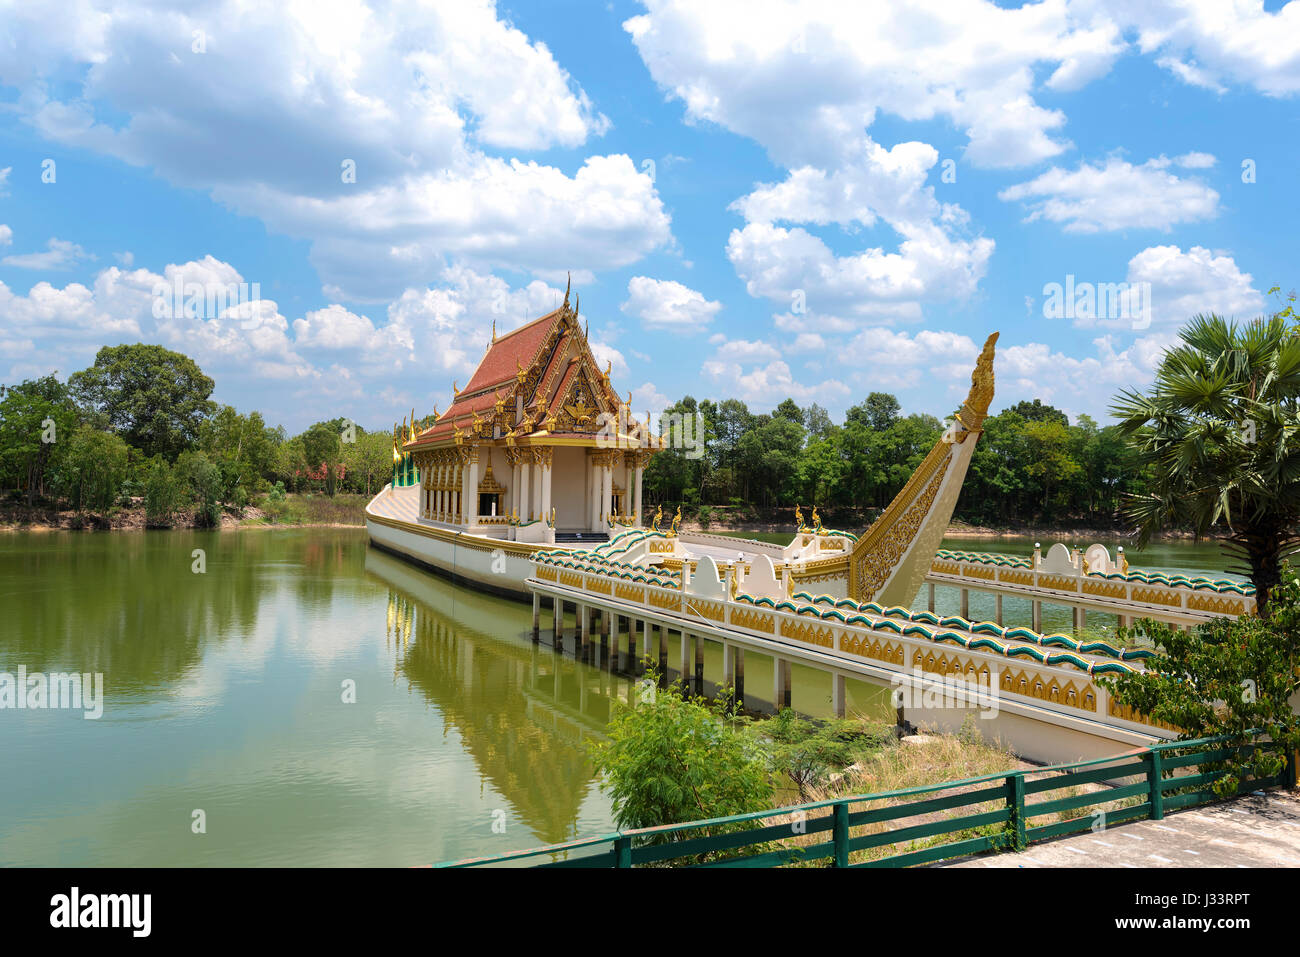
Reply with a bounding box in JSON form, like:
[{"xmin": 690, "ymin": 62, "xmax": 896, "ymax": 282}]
[{"xmin": 587, "ymin": 675, "xmax": 773, "ymax": 835}]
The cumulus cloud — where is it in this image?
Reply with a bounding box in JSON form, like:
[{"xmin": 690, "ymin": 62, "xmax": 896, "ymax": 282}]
[
  {"xmin": 1126, "ymin": 244, "xmax": 1265, "ymax": 327},
  {"xmin": 621, "ymin": 276, "xmax": 722, "ymax": 329},
  {"xmin": 999, "ymin": 156, "xmax": 1220, "ymax": 233},
  {"xmin": 1126, "ymin": 1, "xmax": 1300, "ymax": 98},
  {"xmin": 0, "ymin": 225, "xmax": 11, "ymax": 247},
  {"xmin": 1, "ymin": 1, "xmax": 671, "ymax": 300},
  {"xmin": 0, "ymin": 253, "xmax": 583, "ymax": 429}
]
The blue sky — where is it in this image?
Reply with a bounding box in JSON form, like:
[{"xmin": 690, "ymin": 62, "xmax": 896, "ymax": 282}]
[{"xmin": 1, "ymin": 0, "xmax": 1297, "ymax": 433}]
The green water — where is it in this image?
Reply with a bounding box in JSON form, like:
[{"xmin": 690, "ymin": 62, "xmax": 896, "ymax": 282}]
[
  {"xmin": 0, "ymin": 528, "xmax": 1239, "ymax": 865},
  {"xmin": 0, "ymin": 529, "xmax": 622, "ymax": 866}
]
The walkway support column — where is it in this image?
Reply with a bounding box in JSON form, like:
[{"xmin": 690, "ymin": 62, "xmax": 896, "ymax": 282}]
[
  {"xmin": 773, "ymin": 657, "xmax": 791, "ymax": 712},
  {"xmin": 680, "ymin": 632, "xmax": 691, "ymax": 687},
  {"xmin": 1031, "ymin": 600, "xmax": 1042, "ymax": 632},
  {"xmin": 832, "ymin": 673, "xmax": 846, "ymax": 719},
  {"xmin": 531, "ymin": 591, "xmax": 540, "ymax": 642},
  {"xmin": 995, "ymin": 593, "xmax": 1003, "ymax": 626},
  {"xmin": 960, "ymin": 587, "xmax": 969, "ymax": 620},
  {"xmin": 734, "ymin": 648, "xmax": 745, "ymax": 707}
]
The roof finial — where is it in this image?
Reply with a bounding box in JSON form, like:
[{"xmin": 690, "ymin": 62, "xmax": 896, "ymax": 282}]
[
  {"xmin": 491, "ymin": 318, "xmax": 496, "ymax": 342},
  {"xmin": 562, "ymin": 272, "xmax": 571, "ymax": 312}
]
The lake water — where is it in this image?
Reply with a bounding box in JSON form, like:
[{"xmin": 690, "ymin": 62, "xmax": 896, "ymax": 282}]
[{"xmin": 0, "ymin": 528, "xmax": 1240, "ymax": 865}]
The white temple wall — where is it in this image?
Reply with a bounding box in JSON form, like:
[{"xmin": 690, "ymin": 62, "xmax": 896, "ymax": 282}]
[{"xmin": 550, "ymin": 446, "xmax": 588, "ymax": 530}]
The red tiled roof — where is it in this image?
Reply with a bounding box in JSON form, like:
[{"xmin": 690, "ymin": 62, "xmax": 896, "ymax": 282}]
[
  {"xmin": 406, "ymin": 300, "xmax": 619, "ymax": 449},
  {"xmin": 461, "ymin": 309, "xmax": 560, "ymax": 396}
]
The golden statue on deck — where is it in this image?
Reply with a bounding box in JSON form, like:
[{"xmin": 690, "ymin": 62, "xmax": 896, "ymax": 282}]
[
  {"xmin": 668, "ymin": 505, "xmax": 681, "ymax": 538},
  {"xmin": 651, "ymin": 504, "xmax": 663, "ymax": 532}
]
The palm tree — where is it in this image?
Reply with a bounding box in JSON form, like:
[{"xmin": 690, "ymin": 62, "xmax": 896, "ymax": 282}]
[{"xmin": 1111, "ymin": 312, "xmax": 1300, "ymax": 614}]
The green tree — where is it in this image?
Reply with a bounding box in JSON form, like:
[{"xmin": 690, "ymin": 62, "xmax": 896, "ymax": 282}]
[
  {"xmin": 342, "ymin": 429, "xmax": 396, "ymax": 495},
  {"xmin": 847, "ymin": 392, "xmax": 901, "ymax": 432},
  {"xmin": 143, "ymin": 458, "xmax": 187, "ymax": 527},
  {"xmin": 587, "ymin": 677, "xmax": 773, "ymax": 834},
  {"xmin": 177, "ymin": 450, "xmax": 223, "ymax": 526},
  {"xmin": 1101, "ymin": 568, "xmax": 1300, "ymax": 797},
  {"xmin": 69, "ymin": 344, "xmax": 216, "ymax": 459},
  {"xmin": 0, "ymin": 375, "xmax": 79, "ymax": 504},
  {"xmin": 199, "ymin": 405, "xmax": 276, "ymax": 503},
  {"xmin": 54, "ymin": 426, "xmax": 130, "ymax": 513},
  {"xmin": 1008, "ymin": 398, "xmax": 1069, "ymax": 426},
  {"xmin": 1112, "ymin": 313, "xmax": 1300, "ymax": 611},
  {"xmin": 300, "ymin": 420, "xmax": 348, "ymax": 496}
]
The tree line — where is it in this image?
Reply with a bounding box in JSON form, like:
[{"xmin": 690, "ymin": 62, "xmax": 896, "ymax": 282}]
[
  {"xmin": 642, "ymin": 392, "xmax": 1149, "ymax": 529},
  {"xmin": 0, "ymin": 343, "xmax": 394, "ymax": 525}
]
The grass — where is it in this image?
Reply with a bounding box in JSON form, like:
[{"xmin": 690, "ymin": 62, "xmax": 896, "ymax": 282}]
[{"xmin": 245, "ymin": 492, "xmax": 369, "ymax": 527}]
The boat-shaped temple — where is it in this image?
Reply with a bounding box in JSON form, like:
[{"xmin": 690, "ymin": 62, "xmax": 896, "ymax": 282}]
[{"xmin": 366, "ymin": 286, "xmax": 1002, "ymax": 607}]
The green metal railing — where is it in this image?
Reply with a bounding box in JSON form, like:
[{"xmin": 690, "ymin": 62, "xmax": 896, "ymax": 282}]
[{"xmin": 436, "ymin": 734, "xmax": 1294, "ymax": 868}]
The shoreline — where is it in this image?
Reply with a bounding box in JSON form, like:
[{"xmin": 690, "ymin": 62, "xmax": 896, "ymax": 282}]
[{"xmin": 3, "ymin": 513, "xmax": 1216, "ymax": 542}]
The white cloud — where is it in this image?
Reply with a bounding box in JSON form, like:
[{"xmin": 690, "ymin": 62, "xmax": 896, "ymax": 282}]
[
  {"xmin": 710, "ymin": 338, "xmax": 781, "ymax": 362},
  {"xmin": 842, "ymin": 327, "xmax": 982, "ymax": 389},
  {"xmin": 997, "ymin": 333, "xmax": 1178, "ymax": 419},
  {"xmin": 2, "ymin": 1, "xmax": 670, "ymax": 300},
  {"xmin": 727, "ymin": 220, "xmax": 993, "ymax": 323},
  {"xmin": 701, "ymin": 356, "xmax": 849, "ymax": 407},
  {"xmin": 1, "ymin": 238, "xmax": 94, "ymax": 270},
  {"xmin": 0, "ymin": 225, "xmax": 11, "ymax": 247},
  {"xmin": 0, "ymin": 254, "xmax": 583, "ymax": 430},
  {"xmin": 624, "ymin": 0, "xmax": 1128, "ymax": 171},
  {"xmin": 1125, "ymin": 244, "xmax": 1265, "ymax": 327},
  {"xmin": 1173, "ymin": 151, "xmax": 1216, "ymax": 169},
  {"xmin": 999, "ymin": 156, "xmax": 1220, "ymax": 233},
  {"xmin": 0, "ymin": 167, "xmax": 9, "ymax": 197},
  {"xmin": 1127, "ymin": 2, "xmax": 1300, "ymax": 98},
  {"xmin": 630, "ymin": 381, "xmax": 672, "ymax": 413},
  {"xmin": 621, "ymin": 276, "xmax": 722, "ymax": 329}
]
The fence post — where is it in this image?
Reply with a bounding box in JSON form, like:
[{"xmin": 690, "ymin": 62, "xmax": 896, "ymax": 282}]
[
  {"xmin": 1147, "ymin": 748, "xmax": 1164, "ymax": 820},
  {"xmin": 1005, "ymin": 773, "xmax": 1025, "ymax": 851},
  {"xmin": 613, "ymin": 835, "xmax": 631, "ymax": 868},
  {"xmin": 832, "ymin": 801, "xmax": 849, "ymax": 868}
]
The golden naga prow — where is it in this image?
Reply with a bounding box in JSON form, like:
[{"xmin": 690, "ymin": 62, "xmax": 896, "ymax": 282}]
[{"xmin": 846, "ymin": 331, "xmax": 999, "ymax": 606}]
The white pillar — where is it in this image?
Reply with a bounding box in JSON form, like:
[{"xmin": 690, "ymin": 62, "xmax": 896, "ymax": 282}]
[
  {"xmin": 520, "ymin": 460, "xmax": 532, "ymax": 522},
  {"xmin": 467, "ymin": 453, "xmax": 480, "ymax": 528},
  {"xmin": 602, "ymin": 465, "xmax": 612, "ymax": 527},
  {"xmin": 542, "ymin": 459, "xmax": 553, "ymax": 526},
  {"xmin": 533, "ymin": 459, "xmax": 544, "ymax": 523},
  {"xmin": 634, "ymin": 463, "xmax": 644, "ymax": 524},
  {"xmin": 832, "ymin": 673, "xmax": 846, "ymax": 718}
]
